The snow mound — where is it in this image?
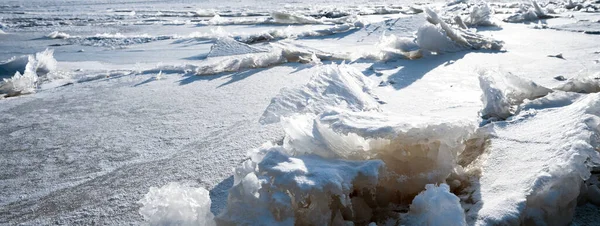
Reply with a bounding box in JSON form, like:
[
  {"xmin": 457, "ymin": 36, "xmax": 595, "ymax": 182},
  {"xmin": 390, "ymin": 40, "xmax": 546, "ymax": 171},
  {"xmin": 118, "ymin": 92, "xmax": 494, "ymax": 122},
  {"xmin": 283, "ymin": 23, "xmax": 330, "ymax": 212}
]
[
  {"xmin": 407, "ymin": 184, "xmax": 466, "ymax": 226},
  {"xmin": 207, "ymin": 37, "xmax": 268, "ymax": 58},
  {"xmin": 139, "ymin": 182, "xmax": 216, "ymax": 226},
  {"xmin": 0, "ymin": 49, "xmax": 57, "ymax": 96},
  {"xmin": 260, "ymin": 63, "xmax": 379, "ymax": 124},
  {"xmin": 478, "ymin": 70, "xmax": 551, "ymax": 120},
  {"xmin": 46, "ymin": 31, "xmax": 71, "ymax": 39},
  {"xmin": 466, "ymin": 92, "xmax": 600, "ymax": 225}
]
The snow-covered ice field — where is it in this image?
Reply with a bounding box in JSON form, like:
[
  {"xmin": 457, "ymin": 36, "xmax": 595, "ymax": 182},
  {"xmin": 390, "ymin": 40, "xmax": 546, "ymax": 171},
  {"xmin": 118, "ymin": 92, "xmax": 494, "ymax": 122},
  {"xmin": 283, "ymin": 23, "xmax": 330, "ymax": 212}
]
[{"xmin": 1, "ymin": 0, "xmax": 600, "ymax": 225}]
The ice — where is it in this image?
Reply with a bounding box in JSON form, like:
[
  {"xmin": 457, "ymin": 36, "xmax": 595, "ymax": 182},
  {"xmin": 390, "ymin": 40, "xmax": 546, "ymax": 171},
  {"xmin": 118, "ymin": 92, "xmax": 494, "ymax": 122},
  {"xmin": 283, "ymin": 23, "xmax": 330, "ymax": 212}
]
[
  {"xmin": 271, "ymin": 11, "xmax": 322, "ymax": 24},
  {"xmin": 46, "ymin": 31, "xmax": 71, "ymax": 39},
  {"xmin": 138, "ymin": 182, "xmax": 216, "ymax": 226},
  {"xmin": 555, "ymin": 72, "xmax": 600, "ymax": 93},
  {"xmin": 0, "ymin": 55, "xmax": 29, "ymax": 77},
  {"xmin": 260, "ymin": 63, "xmax": 380, "ymax": 124},
  {"xmin": 3, "ymin": 0, "xmax": 600, "ymax": 225},
  {"xmin": 464, "ymin": 2, "xmax": 497, "ymax": 27},
  {"xmin": 504, "ymin": 1, "xmax": 554, "ymax": 23},
  {"xmin": 417, "ymin": 23, "xmax": 463, "ymax": 53},
  {"xmin": 213, "ymin": 63, "xmax": 478, "ymax": 225},
  {"xmin": 0, "ymin": 49, "xmax": 57, "ymax": 96},
  {"xmin": 465, "ymin": 92, "xmax": 600, "ymax": 225},
  {"xmin": 207, "ymin": 37, "xmax": 268, "ymax": 58},
  {"xmin": 406, "ymin": 184, "xmax": 466, "ymax": 226},
  {"xmin": 478, "ymin": 70, "xmax": 552, "ymax": 120},
  {"xmin": 217, "ymin": 148, "xmax": 385, "ymax": 225},
  {"xmin": 417, "ymin": 8, "xmax": 503, "ymax": 53},
  {"xmin": 0, "ymin": 61, "xmax": 38, "ymax": 96}
]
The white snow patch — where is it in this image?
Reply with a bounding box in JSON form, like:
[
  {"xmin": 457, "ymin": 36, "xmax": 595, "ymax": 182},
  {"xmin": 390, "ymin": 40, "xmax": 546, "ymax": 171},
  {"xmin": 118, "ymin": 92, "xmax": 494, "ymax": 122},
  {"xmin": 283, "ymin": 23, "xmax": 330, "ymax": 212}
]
[{"xmin": 139, "ymin": 182, "xmax": 216, "ymax": 226}]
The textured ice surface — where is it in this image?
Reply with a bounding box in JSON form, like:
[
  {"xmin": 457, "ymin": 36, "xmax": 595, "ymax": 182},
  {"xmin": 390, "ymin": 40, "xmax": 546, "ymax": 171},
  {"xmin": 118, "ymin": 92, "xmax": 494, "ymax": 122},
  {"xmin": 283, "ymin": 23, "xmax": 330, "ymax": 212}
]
[{"xmin": 467, "ymin": 92, "xmax": 600, "ymax": 225}]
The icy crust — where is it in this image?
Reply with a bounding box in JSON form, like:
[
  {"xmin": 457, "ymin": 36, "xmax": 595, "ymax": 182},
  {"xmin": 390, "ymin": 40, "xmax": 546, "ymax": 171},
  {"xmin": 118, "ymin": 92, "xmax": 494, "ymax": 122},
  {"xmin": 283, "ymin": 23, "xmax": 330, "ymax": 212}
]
[
  {"xmin": 138, "ymin": 182, "xmax": 216, "ymax": 226},
  {"xmin": 260, "ymin": 64, "xmax": 380, "ymax": 124},
  {"xmin": 466, "ymin": 92, "xmax": 600, "ymax": 226},
  {"xmin": 0, "ymin": 49, "xmax": 58, "ymax": 96}
]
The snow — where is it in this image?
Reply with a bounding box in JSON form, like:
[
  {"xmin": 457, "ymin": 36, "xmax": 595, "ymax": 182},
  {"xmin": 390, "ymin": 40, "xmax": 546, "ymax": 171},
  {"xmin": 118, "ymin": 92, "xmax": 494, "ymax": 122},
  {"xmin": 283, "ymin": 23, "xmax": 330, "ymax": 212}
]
[
  {"xmin": 0, "ymin": 49, "xmax": 58, "ymax": 96},
  {"xmin": 217, "ymin": 147, "xmax": 384, "ymax": 225},
  {"xmin": 207, "ymin": 37, "xmax": 268, "ymax": 58},
  {"xmin": 260, "ymin": 64, "xmax": 380, "ymax": 124},
  {"xmin": 139, "ymin": 182, "xmax": 215, "ymax": 226},
  {"xmin": 46, "ymin": 31, "xmax": 71, "ymax": 39},
  {"xmin": 478, "ymin": 69, "xmax": 551, "ymax": 120},
  {"xmin": 407, "ymin": 184, "xmax": 466, "ymax": 226},
  {"xmin": 466, "ymin": 92, "xmax": 600, "ymax": 225},
  {"xmin": 1, "ymin": 0, "xmax": 600, "ymax": 225}
]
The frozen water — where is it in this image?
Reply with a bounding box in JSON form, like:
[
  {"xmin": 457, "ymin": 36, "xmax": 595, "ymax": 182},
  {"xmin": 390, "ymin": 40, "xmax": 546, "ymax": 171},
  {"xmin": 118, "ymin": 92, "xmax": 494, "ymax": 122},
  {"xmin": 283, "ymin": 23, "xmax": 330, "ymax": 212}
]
[{"xmin": 1, "ymin": 0, "xmax": 600, "ymax": 225}]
